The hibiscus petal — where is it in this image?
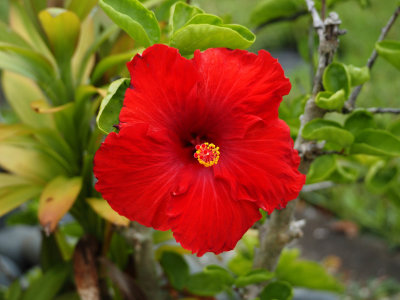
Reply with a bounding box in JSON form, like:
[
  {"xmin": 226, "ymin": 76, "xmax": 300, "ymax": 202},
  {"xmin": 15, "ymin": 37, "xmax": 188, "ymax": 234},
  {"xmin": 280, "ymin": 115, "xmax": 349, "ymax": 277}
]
[
  {"xmin": 168, "ymin": 167, "xmax": 262, "ymax": 256},
  {"xmin": 120, "ymin": 44, "xmax": 198, "ymax": 129},
  {"xmin": 193, "ymin": 48, "xmax": 291, "ymax": 121},
  {"xmin": 94, "ymin": 123, "xmax": 181, "ymax": 230},
  {"xmin": 215, "ymin": 119, "xmax": 305, "ymax": 214}
]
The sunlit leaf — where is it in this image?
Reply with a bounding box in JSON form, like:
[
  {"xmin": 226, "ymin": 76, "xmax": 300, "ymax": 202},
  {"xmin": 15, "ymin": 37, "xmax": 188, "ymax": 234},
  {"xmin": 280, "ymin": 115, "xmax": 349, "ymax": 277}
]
[
  {"xmin": 302, "ymin": 119, "xmax": 354, "ymax": 148},
  {"xmin": 315, "ymin": 89, "xmax": 345, "ymax": 110},
  {"xmin": 350, "ymin": 129, "xmax": 400, "ymax": 156},
  {"xmin": 346, "ymin": 64, "xmax": 370, "ymax": 86},
  {"xmin": 99, "ymin": 0, "xmax": 160, "ymax": 47},
  {"xmin": 169, "ymin": 1, "xmax": 203, "ymax": 34},
  {"xmin": 376, "ymin": 40, "xmax": 400, "ymax": 70},
  {"xmin": 86, "ymin": 197, "xmax": 129, "ymax": 226},
  {"xmin": 38, "ymin": 176, "xmax": 83, "ymax": 233},
  {"xmin": 97, "ymin": 78, "xmax": 130, "ymax": 134},
  {"xmin": 0, "ymin": 185, "xmax": 42, "ymax": 217},
  {"xmin": 170, "ymin": 23, "xmax": 255, "ymax": 55},
  {"xmin": 0, "ymin": 173, "xmax": 34, "ymax": 188},
  {"xmin": 155, "ymin": 245, "xmax": 191, "ymax": 260},
  {"xmin": 323, "ymin": 62, "xmax": 351, "ymax": 98}
]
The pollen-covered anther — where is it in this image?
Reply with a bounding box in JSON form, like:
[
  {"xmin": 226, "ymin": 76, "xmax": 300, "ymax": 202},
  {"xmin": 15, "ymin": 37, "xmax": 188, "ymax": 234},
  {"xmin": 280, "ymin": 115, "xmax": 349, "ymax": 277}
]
[{"xmin": 194, "ymin": 142, "xmax": 220, "ymax": 167}]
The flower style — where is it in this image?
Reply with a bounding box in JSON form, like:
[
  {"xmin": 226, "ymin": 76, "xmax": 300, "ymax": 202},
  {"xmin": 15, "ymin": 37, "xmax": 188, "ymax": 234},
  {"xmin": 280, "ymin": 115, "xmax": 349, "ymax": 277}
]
[{"xmin": 94, "ymin": 44, "xmax": 305, "ymax": 256}]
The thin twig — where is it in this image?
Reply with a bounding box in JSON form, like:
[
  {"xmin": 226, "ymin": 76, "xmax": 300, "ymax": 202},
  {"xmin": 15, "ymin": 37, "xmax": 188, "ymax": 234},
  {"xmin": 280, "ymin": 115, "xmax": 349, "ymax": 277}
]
[
  {"xmin": 345, "ymin": 6, "xmax": 400, "ymax": 110},
  {"xmin": 345, "ymin": 107, "xmax": 400, "ymax": 114},
  {"xmin": 302, "ymin": 181, "xmax": 335, "ymax": 193},
  {"xmin": 321, "ymin": 0, "xmax": 326, "ymax": 21}
]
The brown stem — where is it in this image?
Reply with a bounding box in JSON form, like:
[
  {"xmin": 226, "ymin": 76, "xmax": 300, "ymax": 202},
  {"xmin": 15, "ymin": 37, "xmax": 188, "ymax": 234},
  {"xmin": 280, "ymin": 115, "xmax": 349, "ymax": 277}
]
[
  {"xmin": 345, "ymin": 6, "xmax": 400, "ymax": 110},
  {"xmin": 252, "ymin": 0, "xmax": 342, "ymax": 284}
]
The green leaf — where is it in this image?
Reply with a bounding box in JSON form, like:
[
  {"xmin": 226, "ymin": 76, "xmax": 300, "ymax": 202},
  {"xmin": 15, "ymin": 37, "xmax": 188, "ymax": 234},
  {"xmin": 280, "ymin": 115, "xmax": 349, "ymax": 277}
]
[
  {"xmin": 250, "ymin": 0, "xmax": 306, "ymax": 26},
  {"xmin": 350, "ymin": 129, "xmax": 400, "ymax": 156},
  {"xmin": 0, "ymin": 173, "xmax": 34, "ymax": 188},
  {"xmin": 389, "ymin": 119, "xmax": 400, "ymax": 137},
  {"xmin": 306, "ymin": 155, "xmax": 336, "ymax": 184},
  {"xmin": 235, "ymin": 269, "xmax": 275, "ymax": 287},
  {"xmin": 186, "ymin": 269, "xmax": 232, "ymax": 296},
  {"xmin": 315, "ymin": 89, "xmax": 345, "ymax": 110},
  {"xmin": 86, "ymin": 197, "xmax": 129, "ymax": 226},
  {"xmin": 276, "ymin": 249, "xmax": 343, "ymax": 292},
  {"xmin": 329, "ymin": 158, "xmax": 359, "ymax": 183},
  {"xmin": 260, "ymin": 281, "xmax": 293, "ymax": 300},
  {"xmin": 1, "ymin": 72, "xmax": 53, "ymax": 128},
  {"xmin": 185, "ymin": 13, "xmax": 223, "ymax": 26},
  {"xmin": 0, "ymin": 185, "xmax": 42, "ymax": 217},
  {"xmin": 97, "ymin": 78, "xmax": 130, "ymax": 134},
  {"xmin": 21, "ymin": 264, "xmax": 70, "ymax": 300},
  {"xmin": 346, "ymin": 64, "xmax": 370, "ymax": 86},
  {"xmin": 170, "ymin": 23, "xmax": 255, "ymax": 55},
  {"xmin": 302, "ymin": 119, "xmax": 354, "ymax": 148},
  {"xmin": 169, "ymin": 1, "xmax": 203, "ymax": 34},
  {"xmin": 6, "ymin": 280, "xmax": 22, "ymax": 300},
  {"xmin": 376, "ymin": 40, "xmax": 400, "ymax": 70},
  {"xmin": 0, "ymin": 0, "xmax": 9, "ymax": 23},
  {"xmin": 155, "ymin": 0, "xmax": 180, "ymax": 22},
  {"xmin": 66, "ymin": 0, "xmax": 98, "ymax": 20},
  {"xmin": 204, "ymin": 265, "xmax": 235, "ymax": 286},
  {"xmin": 99, "ymin": 0, "xmax": 160, "ymax": 47},
  {"xmin": 38, "ymin": 176, "xmax": 82, "ymax": 233},
  {"xmin": 366, "ymin": 160, "xmax": 398, "ymax": 193},
  {"xmin": 323, "ymin": 62, "xmax": 351, "ymax": 98},
  {"xmin": 0, "ymin": 21, "xmax": 31, "ymax": 49},
  {"xmin": 38, "ymin": 9, "xmax": 81, "ymax": 63},
  {"xmin": 160, "ymin": 252, "xmax": 189, "ymax": 290},
  {"xmin": 91, "ymin": 49, "xmax": 142, "ymax": 84},
  {"xmin": 344, "ymin": 109, "xmax": 375, "ymax": 135},
  {"xmin": 228, "ymin": 253, "xmax": 252, "ymax": 276}
]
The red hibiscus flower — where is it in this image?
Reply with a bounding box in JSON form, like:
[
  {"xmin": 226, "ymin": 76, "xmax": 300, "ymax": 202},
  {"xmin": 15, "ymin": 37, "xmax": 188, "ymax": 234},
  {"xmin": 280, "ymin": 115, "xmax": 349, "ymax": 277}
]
[{"xmin": 94, "ymin": 44, "xmax": 305, "ymax": 256}]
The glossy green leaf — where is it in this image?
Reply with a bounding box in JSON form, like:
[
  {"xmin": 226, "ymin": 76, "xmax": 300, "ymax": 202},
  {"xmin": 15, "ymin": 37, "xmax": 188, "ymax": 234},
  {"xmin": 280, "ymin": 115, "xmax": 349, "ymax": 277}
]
[
  {"xmin": 276, "ymin": 249, "xmax": 343, "ymax": 292},
  {"xmin": 250, "ymin": 0, "xmax": 306, "ymax": 26},
  {"xmin": 99, "ymin": 0, "xmax": 160, "ymax": 47},
  {"xmin": 235, "ymin": 269, "xmax": 275, "ymax": 287},
  {"xmin": 186, "ymin": 13, "xmax": 223, "ymax": 26},
  {"xmin": 169, "ymin": 1, "xmax": 203, "ymax": 34},
  {"xmin": 323, "ymin": 62, "xmax": 351, "ymax": 98},
  {"xmin": 91, "ymin": 49, "xmax": 142, "ymax": 83},
  {"xmin": 306, "ymin": 155, "xmax": 336, "ymax": 184},
  {"xmin": 366, "ymin": 161, "xmax": 398, "ymax": 193},
  {"xmin": 38, "ymin": 176, "xmax": 82, "ymax": 233},
  {"xmin": 350, "ymin": 129, "xmax": 400, "ymax": 156},
  {"xmin": 21, "ymin": 264, "xmax": 71, "ymax": 300},
  {"xmin": 67, "ymin": 0, "xmax": 98, "ymax": 20},
  {"xmin": 347, "ymin": 64, "xmax": 370, "ymax": 86},
  {"xmin": 344, "ymin": 109, "xmax": 375, "ymax": 135},
  {"xmin": 0, "ymin": 185, "xmax": 42, "ymax": 217},
  {"xmin": 376, "ymin": 40, "xmax": 400, "ymax": 70},
  {"xmin": 97, "ymin": 78, "xmax": 130, "ymax": 134},
  {"xmin": 170, "ymin": 23, "xmax": 255, "ymax": 55},
  {"xmin": 160, "ymin": 252, "xmax": 189, "ymax": 290},
  {"xmin": 302, "ymin": 119, "xmax": 354, "ymax": 148},
  {"xmin": 260, "ymin": 281, "xmax": 293, "ymax": 300},
  {"xmin": 315, "ymin": 89, "xmax": 345, "ymax": 110}
]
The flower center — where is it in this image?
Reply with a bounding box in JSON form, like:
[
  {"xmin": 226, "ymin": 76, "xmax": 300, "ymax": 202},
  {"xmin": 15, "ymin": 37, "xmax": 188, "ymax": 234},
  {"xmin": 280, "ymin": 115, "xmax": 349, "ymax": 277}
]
[{"xmin": 194, "ymin": 142, "xmax": 220, "ymax": 167}]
